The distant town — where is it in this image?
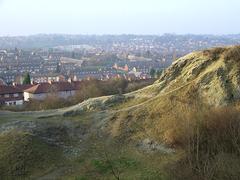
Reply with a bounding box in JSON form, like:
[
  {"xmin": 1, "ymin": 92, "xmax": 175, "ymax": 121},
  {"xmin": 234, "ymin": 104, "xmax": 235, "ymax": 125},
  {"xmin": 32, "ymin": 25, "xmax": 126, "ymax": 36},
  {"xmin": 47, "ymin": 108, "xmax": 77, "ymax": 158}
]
[
  {"xmin": 1, "ymin": 34, "xmax": 240, "ymax": 85},
  {"xmin": 1, "ymin": 34, "xmax": 240, "ymax": 106}
]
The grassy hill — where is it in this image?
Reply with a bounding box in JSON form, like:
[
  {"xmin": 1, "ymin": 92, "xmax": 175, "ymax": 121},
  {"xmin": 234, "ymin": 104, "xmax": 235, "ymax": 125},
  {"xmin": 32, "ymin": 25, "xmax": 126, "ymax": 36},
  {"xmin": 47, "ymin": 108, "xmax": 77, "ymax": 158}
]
[{"xmin": 1, "ymin": 46, "xmax": 240, "ymax": 179}]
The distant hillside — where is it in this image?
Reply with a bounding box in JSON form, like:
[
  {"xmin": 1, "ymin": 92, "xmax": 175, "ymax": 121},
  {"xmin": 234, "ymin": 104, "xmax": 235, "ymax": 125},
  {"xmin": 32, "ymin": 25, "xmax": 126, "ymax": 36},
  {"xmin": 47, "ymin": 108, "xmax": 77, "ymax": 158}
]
[{"xmin": 0, "ymin": 34, "xmax": 240, "ymax": 49}]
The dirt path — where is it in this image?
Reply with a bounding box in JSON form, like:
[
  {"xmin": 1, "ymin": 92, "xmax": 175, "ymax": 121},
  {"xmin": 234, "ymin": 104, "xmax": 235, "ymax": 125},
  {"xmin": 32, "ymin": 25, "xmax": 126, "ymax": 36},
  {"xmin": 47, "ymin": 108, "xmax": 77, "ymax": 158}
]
[{"xmin": 112, "ymin": 80, "xmax": 194, "ymax": 113}]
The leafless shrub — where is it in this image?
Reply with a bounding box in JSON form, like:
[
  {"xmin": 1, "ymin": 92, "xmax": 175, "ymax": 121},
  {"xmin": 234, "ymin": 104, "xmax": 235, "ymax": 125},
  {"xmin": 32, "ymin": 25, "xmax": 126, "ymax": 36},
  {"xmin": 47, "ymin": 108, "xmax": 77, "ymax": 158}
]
[{"xmin": 168, "ymin": 105, "xmax": 240, "ymax": 179}]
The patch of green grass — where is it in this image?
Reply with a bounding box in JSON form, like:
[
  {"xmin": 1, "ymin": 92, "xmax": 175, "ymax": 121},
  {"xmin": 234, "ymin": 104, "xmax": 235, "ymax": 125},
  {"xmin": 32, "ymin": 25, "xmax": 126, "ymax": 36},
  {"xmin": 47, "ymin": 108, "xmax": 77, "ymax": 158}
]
[
  {"xmin": 91, "ymin": 156, "xmax": 137, "ymax": 175},
  {"xmin": 74, "ymin": 176, "xmax": 88, "ymax": 180},
  {"xmin": 0, "ymin": 130, "xmax": 63, "ymax": 178},
  {"xmin": 61, "ymin": 134, "xmax": 178, "ymax": 180}
]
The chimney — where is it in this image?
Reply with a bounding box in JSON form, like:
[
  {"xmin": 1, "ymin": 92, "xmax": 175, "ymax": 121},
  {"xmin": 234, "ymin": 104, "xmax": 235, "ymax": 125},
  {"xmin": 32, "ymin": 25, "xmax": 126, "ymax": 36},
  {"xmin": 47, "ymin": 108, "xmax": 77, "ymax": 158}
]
[
  {"xmin": 68, "ymin": 78, "xmax": 72, "ymax": 83},
  {"xmin": 73, "ymin": 75, "xmax": 78, "ymax": 81}
]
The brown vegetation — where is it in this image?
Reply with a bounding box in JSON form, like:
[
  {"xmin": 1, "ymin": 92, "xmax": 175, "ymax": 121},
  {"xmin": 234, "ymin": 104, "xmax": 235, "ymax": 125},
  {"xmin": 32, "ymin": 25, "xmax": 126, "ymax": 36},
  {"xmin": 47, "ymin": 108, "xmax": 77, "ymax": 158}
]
[
  {"xmin": 203, "ymin": 46, "xmax": 240, "ymax": 62},
  {"xmin": 167, "ymin": 106, "xmax": 240, "ymax": 180},
  {"xmin": 203, "ymin": 47, "xmax": 226, "ymax": 60},
  {"xmin": 223, "ymin": 45, "xmax": 240, "ymax": 61}
]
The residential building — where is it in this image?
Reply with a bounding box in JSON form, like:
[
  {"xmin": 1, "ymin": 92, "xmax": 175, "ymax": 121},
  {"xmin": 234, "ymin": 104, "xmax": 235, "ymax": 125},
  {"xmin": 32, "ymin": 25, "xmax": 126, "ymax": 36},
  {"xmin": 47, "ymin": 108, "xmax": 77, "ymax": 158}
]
[
  {"xmin": 0, "ymin": 85, "xmax": 24, "ymax": 105},
  {"xmin": 23, "ymin": 81, "xmax": 77, "ymax": 101}
]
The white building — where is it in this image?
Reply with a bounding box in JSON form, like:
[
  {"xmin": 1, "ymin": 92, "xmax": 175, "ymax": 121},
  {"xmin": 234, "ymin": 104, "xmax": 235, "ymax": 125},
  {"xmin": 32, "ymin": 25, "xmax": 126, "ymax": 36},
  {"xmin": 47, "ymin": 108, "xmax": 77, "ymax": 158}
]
[{"xmin": 23, "ymin": 81, "xmax": 76, "ymax": 101}]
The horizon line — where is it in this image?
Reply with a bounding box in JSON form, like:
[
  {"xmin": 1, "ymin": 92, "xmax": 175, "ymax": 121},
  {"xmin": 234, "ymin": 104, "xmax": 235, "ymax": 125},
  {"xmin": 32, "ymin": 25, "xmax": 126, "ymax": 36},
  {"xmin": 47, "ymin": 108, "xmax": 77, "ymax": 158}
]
[{"xmin": 1, "ymin": 33, "xmax": 240, "ymax": 38}]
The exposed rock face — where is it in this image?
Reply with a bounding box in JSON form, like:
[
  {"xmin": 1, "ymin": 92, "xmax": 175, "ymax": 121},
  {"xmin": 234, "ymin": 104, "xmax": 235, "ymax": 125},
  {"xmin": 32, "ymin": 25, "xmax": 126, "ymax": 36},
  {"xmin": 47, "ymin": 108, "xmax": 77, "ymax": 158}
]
[
  {"xmin": 137, "ymin": 138, "xmax": 174, "ymax": 153},
  {"xmin": 155, "ymin": 46, "xmax": 240, "ymax": 106}
]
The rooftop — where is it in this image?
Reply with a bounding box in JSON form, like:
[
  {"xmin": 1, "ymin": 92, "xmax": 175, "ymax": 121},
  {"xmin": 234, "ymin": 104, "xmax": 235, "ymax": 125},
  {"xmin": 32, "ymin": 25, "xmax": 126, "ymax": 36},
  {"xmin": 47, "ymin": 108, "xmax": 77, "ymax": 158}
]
[
  {"xmin": 24, "ymin": 81, "xmax": 77, "ymax": 94},
  {"xmin": 0, "ymin": 85, "xmax": 23, "ymax": 95}
]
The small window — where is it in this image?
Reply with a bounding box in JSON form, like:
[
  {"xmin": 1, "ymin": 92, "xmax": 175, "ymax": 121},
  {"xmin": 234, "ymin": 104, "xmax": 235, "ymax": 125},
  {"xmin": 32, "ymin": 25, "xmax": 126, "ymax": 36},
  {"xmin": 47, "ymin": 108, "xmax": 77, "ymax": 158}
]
[
  {"xmin": 4, "ymin": 94, "xmax": 9, "ymax": 98},
  {"xmin": 13, "ymin": 93, "xmax": 19, "ymax": 97}
]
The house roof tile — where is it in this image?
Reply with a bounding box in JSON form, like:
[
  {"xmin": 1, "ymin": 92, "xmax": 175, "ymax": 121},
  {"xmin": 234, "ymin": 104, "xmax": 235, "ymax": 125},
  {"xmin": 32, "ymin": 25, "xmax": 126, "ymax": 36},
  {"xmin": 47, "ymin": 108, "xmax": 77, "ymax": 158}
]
[
  {"xmin": 0, "ymin": 85, "xmax": 22, "ymax": 95},
  {"xmin": 24, "ymin": 82, "xmax": 77, "ymax": 94}
]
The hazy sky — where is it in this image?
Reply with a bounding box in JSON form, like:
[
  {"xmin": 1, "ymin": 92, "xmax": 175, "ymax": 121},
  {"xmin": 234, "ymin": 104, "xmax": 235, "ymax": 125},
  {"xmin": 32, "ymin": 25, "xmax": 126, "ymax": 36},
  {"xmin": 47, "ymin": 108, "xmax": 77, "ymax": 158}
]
[{"xmin": 0, "ymin": 0, "xmax": 239, "ymax": 36}]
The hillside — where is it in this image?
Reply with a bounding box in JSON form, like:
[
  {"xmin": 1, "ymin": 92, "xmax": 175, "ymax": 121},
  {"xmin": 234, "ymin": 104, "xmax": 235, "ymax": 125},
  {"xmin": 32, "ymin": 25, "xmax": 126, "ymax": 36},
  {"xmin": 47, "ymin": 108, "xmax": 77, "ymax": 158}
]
[
  {"xmin": 1, "ymin": 46, "xmax": 240, "ymax": 179},
  {"xmin": 105, "ymin": 46, "xmax": 240, "ymax": 141}
]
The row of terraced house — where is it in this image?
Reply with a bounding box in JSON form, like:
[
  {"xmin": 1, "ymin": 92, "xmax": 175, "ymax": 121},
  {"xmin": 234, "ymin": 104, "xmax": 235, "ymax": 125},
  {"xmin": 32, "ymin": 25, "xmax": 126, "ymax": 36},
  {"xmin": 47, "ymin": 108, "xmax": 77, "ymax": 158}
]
[{"xmin": 0, "ymin": 81, "xmax": 82, "ymax": 106}]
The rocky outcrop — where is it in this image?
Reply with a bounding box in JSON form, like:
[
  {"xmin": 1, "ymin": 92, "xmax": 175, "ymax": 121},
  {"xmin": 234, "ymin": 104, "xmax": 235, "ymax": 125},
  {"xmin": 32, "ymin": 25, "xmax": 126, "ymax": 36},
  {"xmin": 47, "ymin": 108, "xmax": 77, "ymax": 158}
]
[{"xmin": 152, "ymin": 46, "xmax": 240, "ymax": 106}]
